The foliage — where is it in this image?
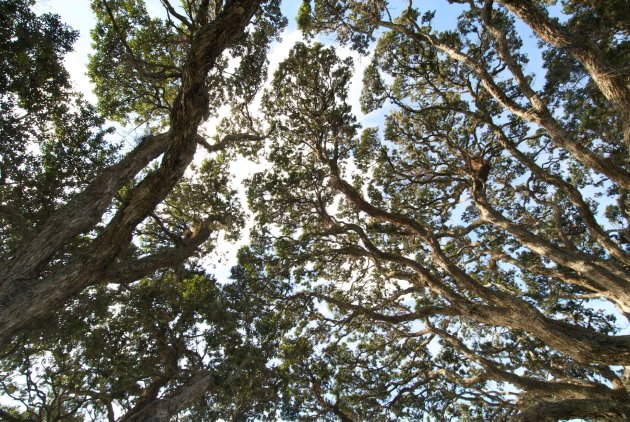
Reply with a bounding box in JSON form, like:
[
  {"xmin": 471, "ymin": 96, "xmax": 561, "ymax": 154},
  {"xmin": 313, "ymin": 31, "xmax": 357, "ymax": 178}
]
[
  {"xmin": 247, "ymin": 1, "xmax": 630, "ymax": 419},
  {"xmin": 0, "ymin": 0, "xmax": 287, "ymax": 420},
  {"xmin": 0, "ymin": 0, "xmax": 117, "ymax": 263},
  {"xmin": 2, "ymin": 0, "xmax": 630, "ymax": 420},
  {"xmin": 0, "ymin": 0, "xmax": 77, "ymax": 111},
  {"xmin": 0, "ymin": 266, "xmax": 285, "ymax": 421},
  {"xmin": 0, "ymin": 0, "xmax": 286, "ymax": 338}
]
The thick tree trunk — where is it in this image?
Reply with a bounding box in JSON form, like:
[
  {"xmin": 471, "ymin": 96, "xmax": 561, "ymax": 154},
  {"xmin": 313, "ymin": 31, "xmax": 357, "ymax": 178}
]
[
  {"xmin": 121, "ymin": 360, "xmax": 250, "ymax": 422},
  {"xmin": 467, "ymin": 300, "xmax": 630, "ymax": 366},
  {"xmin": 515, "ymin": 398, "xmax": 630, "ymax": 422},
  {"xmin": 434, "ymin": 324, "xmax": 630, "ymax": 403},
  {"xmin": 0, "ymin": 132, "xmax": 170, "ymax": 288},
  {"xmin": 0, "ymin": 0, "xmax": 263, "ymax": 347},
  {"xmin": 0, "ymin": 222, "xmax": 212, "ymax": 346}
]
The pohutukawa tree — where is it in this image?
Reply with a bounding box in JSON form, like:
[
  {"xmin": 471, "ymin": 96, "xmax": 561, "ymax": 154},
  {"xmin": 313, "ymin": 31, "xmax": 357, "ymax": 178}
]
[
  {"xmin": 2, "ymin": 0, "xmax": 630, "ymax": 420},
  {"xmin": 0, "ymin": 0, "xmax": 284, "ymax": 345},
  {"xmin": 246, "ymin": 0, "xmax": 630, "ymax": 419},
  {"xmin": 0, "ymin": 0, "xmax": 287, "ymax": 419}
]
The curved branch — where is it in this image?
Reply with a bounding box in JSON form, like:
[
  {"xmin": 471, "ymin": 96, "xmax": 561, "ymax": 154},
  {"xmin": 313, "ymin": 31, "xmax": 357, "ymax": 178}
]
[
  {"xmin": 324, "ymin": 166, "xmax": 630, "ymax": 365},
  {"xmin": 379, "ymin": 19, "xmax": 630, "ymax": 188},
  {"xmin": 160, "ymin": 0, "xmax": 193, "ymax": 29},
  {"xmin": 472, "ymin": 186, "xmax": 630, "ymax": 312},
  {"xmin": 497, "ymin": 0, "xmax": 630, "ymax": 151},
  {"xmin": 196, "ymin": 131, "xmax": 268, "ymax": 154},
  {"xmin": 313, "ymin": 291, "xmax": 457, "ymax": 323}
]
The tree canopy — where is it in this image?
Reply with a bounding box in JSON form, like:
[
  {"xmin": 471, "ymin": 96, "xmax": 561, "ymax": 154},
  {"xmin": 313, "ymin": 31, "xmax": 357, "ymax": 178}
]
[{"xmin": 1, "ymin": 0, "xmax": 629, "ymax": 420}]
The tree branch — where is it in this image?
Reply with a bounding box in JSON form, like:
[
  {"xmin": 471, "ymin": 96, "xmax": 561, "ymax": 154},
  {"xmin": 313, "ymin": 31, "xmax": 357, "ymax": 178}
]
[
  {"xmin": 379, "ymin": 18, "xmax": 630, "ymax": 188},
  {"xmin": 0, "ymin": 132, "xmax": 170, "ymax": 289},
  {"xmin": 497, "ymin": 0, "xmax": 630, "ymax": 151}
]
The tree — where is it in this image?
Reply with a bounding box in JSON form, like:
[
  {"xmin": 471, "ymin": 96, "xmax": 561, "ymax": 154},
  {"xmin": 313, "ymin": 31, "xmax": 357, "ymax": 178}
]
[
  {"xmin": 0, "ymin": 261, "xmax": 287, "ymax": 421},
  {"xmin": 3, "ymin": 0, "xmax": 630, "ymax": 420},
  {"xmin": 0, "ymin": 146, "xmax": 286, "ymax": 420},
  {"xmin": 0, "ymin": 0, "xmax": 285, "ymax": 345},
  {"xmin": 0, "ymin": 0, "xmax": 290, "ymax": 419},
  {"xmin": 247, "ymin": 0, "xmax": 630, "ymax": 417}
]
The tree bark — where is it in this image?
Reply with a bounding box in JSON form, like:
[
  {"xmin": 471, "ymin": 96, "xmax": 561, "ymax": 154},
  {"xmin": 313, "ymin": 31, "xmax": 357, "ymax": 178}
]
[
  {"xmin": 121, "ymin": 359, "xmax": 251, "ymax": 422},
  {"xmin": 472, "ymin": 188, "xmax": 630, "ymax": 313},
  {"xmin": 381, "ymin": 19, "xmax": 630, "ymax": 188},
  {"xmin": 497, "ymin": 0, "xmax": 630, "ymax": 152},
  {"xmin": 0, "ymin": 0, "xmax": 263, "ymax": 347},
  {"xmin": 515, "ymin": 398, "xmax": 630, "ymax": 422},
  {"xmin": 0, "ymin": 132, "xmax": 170, "ymax": 289},
  {"xmin": 0, "ymin": 219, "xmax": 212, "ymax": 346}
]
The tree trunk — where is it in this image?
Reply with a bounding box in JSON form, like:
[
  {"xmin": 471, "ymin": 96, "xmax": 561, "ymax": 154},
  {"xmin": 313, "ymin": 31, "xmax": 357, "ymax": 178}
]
[
  {"xmin": 515, "ymin": 398, "xmax": 630, "ymax": 421},
  {"xmin": 0, "ymin": 0, "xmax": 263, "ymax": 347}
]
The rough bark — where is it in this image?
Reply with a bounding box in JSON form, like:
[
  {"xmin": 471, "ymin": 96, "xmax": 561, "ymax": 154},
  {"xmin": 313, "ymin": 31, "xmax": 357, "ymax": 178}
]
[
  {"xmin": 482, "ymin": 115, "xmax": 630, "ymax": 266},
  {"xmin": 497, "ymin": 0, "xmax": 630, "ymax": 152},
  {"xmin": 0, "ymin": 0, "xmax": 263, "ymax": 347},
  {"xmin": 432, "ymin": 324, "xmax": 628, "ymax": 402},
  {"xmin": 0, "ymin": 132, "xmax": 170, "ymax": 288},
  {"xmin": 472, "ymin": 188, "xmax": 630, "ymax": 312},
  {"xmin": 121, "ymin": 371, "xmax": 216, "ymax": 422},
  {"xmin": 515, "ymin": 398, "xmax": 630, "ymax": 422}
]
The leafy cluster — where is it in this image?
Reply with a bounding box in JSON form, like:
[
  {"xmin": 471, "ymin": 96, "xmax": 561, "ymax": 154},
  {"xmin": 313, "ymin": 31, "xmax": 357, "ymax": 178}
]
[
  {"xmin": 1, "ymin": 0, "xmax": 287, "ymax": 420},
  {"xmin": 246, "ymin": 0, "xmax": 630, "ymax": 420},
  {"xmin": 0, "ymin": 0, "xmax": 117, "ymax": 263},
  {"xmin": 1, "ymin": 0, "xmax": 630, "ymax": 420}
]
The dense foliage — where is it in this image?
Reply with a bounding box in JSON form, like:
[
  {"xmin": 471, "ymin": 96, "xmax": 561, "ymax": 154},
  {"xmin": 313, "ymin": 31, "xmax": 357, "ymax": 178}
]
[
  {"xmin": 1, "ymin": 0, "xmax": 287, "ymax": 420},
  {"xmin": 247, "ymin": 0, "xmax": 630, "ymax": 420},
  {"xmin": 1, "ymin": 0, "xmax": 629, "ymax": 420}
]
